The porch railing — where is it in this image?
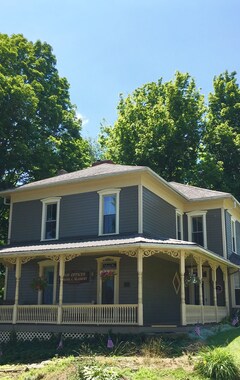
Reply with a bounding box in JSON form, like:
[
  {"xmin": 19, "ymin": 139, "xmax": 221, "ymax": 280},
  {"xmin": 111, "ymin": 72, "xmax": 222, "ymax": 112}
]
[
  {"xmin": 0, "ymin": 306, "xmax": 14, "ymax": 323},
  {"xmin": 17, "ymin": 305, "xmax": 58, "ymax": 324},
  {"xmin": 186, "ymin": 304, "xmax": 228, "ymax": 324},
  {"xmin": 62, "ymin": 304, "xmax": 138, "ymax": 325},
  {"xmin": 0, "ymin": 304, "xmax": 138, "ymax": 325}
]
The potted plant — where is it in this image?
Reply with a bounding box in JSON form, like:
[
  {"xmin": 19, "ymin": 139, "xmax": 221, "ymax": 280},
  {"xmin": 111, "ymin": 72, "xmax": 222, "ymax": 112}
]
[
  {"xmin": 100, "ymin": 269, "xmax": 116, "ymax": 281},
  {"xmin": 185, "ymin": 272, "xmax": 201, "ymax": 287},
  {"xmin": 31, "ymin": 277, "xmax": 48, "ymax": 291}
]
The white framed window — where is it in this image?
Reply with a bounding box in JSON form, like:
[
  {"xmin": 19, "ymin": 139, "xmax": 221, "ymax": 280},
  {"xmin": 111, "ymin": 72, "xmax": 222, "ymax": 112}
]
[
  {"xmin": 187, "ymin": 211, "xmax": 207, "ymax": 248},
  {"xmin": 232, "ymin": 271, "xmax": 240, "ymax": 307},
  {"xmin": 231, "ymin": 218, "xmax": 237, "ymax": 253},
  {"xmin": 98, "ymin": 189, "xmax": 121, "ymax": 235},
  {"xmin": 41, "ymin": 197, "xmax": 61, "ymax": 241},
  {"xmin": 176, "ymin": 210, "xmax": 183, "ymax": 240}
]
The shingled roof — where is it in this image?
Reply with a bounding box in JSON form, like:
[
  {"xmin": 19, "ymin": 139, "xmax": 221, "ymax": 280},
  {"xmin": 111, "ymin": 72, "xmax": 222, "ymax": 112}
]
[
  {"xmin": 169, "ymin": 182, "xmax": 231, "ymax": 201},
  {"xmin": 0, "ymin": 162, "xmax": 147, "ymax": 195}
]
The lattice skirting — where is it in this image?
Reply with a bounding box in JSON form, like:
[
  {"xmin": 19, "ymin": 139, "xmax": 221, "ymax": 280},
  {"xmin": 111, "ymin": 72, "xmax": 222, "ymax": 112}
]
[{"xmin": 0, "ymin": 331, "xmax": 94, "ymax": 343}]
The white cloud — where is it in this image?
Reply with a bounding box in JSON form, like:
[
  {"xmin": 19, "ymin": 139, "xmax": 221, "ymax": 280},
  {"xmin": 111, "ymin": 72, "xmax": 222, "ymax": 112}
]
[{"xmin": 76, "ymin": 112, "xmax": 89, "ymax": 126}]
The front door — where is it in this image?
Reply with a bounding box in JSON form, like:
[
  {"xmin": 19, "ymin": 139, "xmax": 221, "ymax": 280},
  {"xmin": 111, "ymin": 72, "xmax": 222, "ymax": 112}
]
[
  {"xmin": 43, "ymin": 267, "xmax": 54, "ymax": 304},
  {"xmin": 102, "ymin": 276, "xmax": 115, "ymax": 304}
]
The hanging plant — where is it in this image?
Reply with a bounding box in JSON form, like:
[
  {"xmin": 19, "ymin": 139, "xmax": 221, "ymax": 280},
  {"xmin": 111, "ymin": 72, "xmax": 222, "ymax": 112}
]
[
  {"xmin": 185, "ymin": 273, "xmax": 201, "ymax": 287},
  {"xmin": 31, "ymin": 277, "xmax": 48, "ymax": 291},
  {"xmin": 100, "ymin": 269, "xmax": 116, "ymax": 281}
]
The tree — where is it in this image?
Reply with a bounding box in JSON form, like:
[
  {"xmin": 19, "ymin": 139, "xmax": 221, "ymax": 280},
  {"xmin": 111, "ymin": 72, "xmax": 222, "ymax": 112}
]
[
  {"xmin": 200, "ymin": 71, "xmax": 240, "ymax": 199},
  {"xmin": 0, "ymin": 34, "xmax": 91, "ymax": 243},
  {"xmin": 100, "ymin": 72, "xmax": 205, "ymax": 183}
]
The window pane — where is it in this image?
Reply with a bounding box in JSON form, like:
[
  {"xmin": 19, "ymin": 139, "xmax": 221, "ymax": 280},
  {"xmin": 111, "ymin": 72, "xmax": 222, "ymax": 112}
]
[
  {"xmin": 234, "ymin": 272, "xmax": 240, "ymax": 288},
  {"xmin": 192, "ymin": 216, "xmax": 204, "ymax": 246},
  {"xmin": 46, "ymin": 204, "xmax": 57, "ymax": 221},
  {"xmin": 235, "ymin": 289, "xmax": 240, "ymax": 305},
  {"xmin": 177, "ymin": 215, "xmax": 182, "ymax": 240},
  {"xmin": 45, "ymin": 221, "xmax": 56, "ymax": 239},
  {"xmin": 103, "ymin": 195, "xmax": 116, "ymax": 234}
]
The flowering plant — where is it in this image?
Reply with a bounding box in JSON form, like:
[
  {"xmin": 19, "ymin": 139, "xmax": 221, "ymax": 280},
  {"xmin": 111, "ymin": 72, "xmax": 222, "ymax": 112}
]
[
  {"xmin": 185, "ymin": 273, "xmax": 201, "ymax": 287},
  {"xmin": 100, "ymin": 269, "xmax": 116, "ymax": 280},
  {"xmin": 31, "ymin": 277, "xmax": 48, "ymax": 291}
]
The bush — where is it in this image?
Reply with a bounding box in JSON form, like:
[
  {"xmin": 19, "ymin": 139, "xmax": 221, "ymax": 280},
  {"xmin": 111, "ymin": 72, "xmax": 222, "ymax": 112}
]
[
  {"xmin": 195, "ymin": 347, "xmax": 239, "ymax": 380},
  {"xmin": 140, "ymin": 337, "xmax": 172, "ymax": 357},
  {"xmin": 77, "ymin": 359, "xmax": 122, "ymax": 380}
]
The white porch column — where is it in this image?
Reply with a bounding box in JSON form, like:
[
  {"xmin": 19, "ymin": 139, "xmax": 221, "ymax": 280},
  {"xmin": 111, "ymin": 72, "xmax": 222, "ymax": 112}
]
[
  {"xmin": 180, "ymin": 251, "xmax": 186, "ymax": 326},
  {"xmin": 13, "ymin": 257, "xmax": 22, "ymax": 324},
  {"xmin": 211, "ymin": 264, "xmax": 218, "ymax": 322},
  {"xmin": 57, "ymin": 255, "xmax": 65, "ymax": 324},
  {"xmin": 197, "ymin": 257, "xmax": 204, "ymax": 324},
  {"xmin": 137, "ymin": 249, "xmax": 143, "ymax": 326},
  {"xmin": 223, "ymin": 267, "xmax": 230, "ymax": 315}
]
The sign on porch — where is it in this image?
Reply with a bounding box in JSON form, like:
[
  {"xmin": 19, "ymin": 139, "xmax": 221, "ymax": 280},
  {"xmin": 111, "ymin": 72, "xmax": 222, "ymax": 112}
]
[{"xmin": 63, "ymin": 271, "xmax": 89, "ymax": 284}]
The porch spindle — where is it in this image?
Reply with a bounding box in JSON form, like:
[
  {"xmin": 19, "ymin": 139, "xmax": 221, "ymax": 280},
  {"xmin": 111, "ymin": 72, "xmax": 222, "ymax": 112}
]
[
  {"xmin": 57, "ymin": 256, "xmax": 65, "ymax": 324},
  {"xmin": 137, "ymin": 249, "xmax": 143, "ymax": 326},
  {"xmin": 13, "ymin": 257, "xmax": 22, "ymax": 324},
  {"xmin": 180, "ymin": 251, "xmax": 186, "ymax": 326}
]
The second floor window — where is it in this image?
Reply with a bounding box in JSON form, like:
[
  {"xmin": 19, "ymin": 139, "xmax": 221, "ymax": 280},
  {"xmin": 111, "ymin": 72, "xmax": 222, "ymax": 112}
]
[
  {"xmin": 41, "ymin": 197, "xmax": 61, "ymax": 241},
  {"xmin": 231, "ymin": 219, "xmax": 236, "ymax": 253},
  {"xmin": 103, "ymin": 195, "xmax": 116, "ymax": 234},
  {"xmin": 187, "ymin": 211, "xmax": 207, "ymax": 248},
  {"xmin": 176, "ymin": 211, "xmax": 183, "ymax": 240},
  {"xmin": 98, "ymin": 189, "xmax": 121, "ymax": 235},
  {"xmin": 192, "ymin": 216, "xmax": 203, "ymax": 246}
]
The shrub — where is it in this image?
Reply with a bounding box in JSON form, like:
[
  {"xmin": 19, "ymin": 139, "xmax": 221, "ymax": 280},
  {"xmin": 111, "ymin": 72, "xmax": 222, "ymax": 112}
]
[
  {"xmin": 140, "ymin": 337, "xmax": 172, "ymax": 357},
  {"xmin": 195, "ymin": 347, "xmax": 239, "ymax": 380},
  {"xmin": 77, "ymin": 359, "xmax": 122, "ymax": 380}
]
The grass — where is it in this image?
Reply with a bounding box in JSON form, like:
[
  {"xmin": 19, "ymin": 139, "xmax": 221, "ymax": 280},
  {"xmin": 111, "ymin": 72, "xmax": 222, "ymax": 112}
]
[{"xmin": 0, "ymin": 326, "xmax": 240, "ymax": 379}]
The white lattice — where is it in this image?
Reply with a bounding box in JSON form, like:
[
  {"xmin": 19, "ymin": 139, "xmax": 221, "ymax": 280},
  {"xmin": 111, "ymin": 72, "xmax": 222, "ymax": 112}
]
[
  {"xmin": 0, "ymin": 331, "xmax": 11, "ymax": 343},
  {"xmin": 0, "ymin": 330, "xmax": 94, "ymax": 343},
  {"xmin": 63, "ymin": 332, "xmax": 94, "ymax": 340},
  {"xmin": 17, "ymin": 331, "xmax": 52, "ymax": 341}
]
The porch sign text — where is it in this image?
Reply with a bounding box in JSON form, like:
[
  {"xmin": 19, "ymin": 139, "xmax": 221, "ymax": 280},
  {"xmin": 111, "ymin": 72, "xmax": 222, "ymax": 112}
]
[{"xmin": 63, "ymin": 271, "xmax": 89, "ymax": 284}]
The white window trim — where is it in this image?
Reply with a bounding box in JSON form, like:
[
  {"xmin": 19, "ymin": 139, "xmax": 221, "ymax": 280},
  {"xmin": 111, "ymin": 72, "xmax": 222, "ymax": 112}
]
[
  {"xmin": 96, "ymin": 256, "xmax": 120, "ymax": 304},
  {"xmin": 231, "ymin": 217, "xmax": 237, "ymax": 253},
  {"xmin": 176, "ymin": 210, "xmax": 183, "ymax": 240},
  {"xmin": 41, "ymin": 197, "xmax": 61, "ymax": 241},
  {"xmin": 98, "ymin": 188, "xmax": 121, "ymax": 236},
  {"xmin": 187, "ymin": 211, "xmax": 207, "ymax": 249}
]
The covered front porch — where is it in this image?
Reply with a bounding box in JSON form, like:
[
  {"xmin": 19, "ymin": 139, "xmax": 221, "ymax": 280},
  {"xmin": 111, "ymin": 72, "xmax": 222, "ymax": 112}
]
[{"xmin": 0, "ymin": 239, "xmax": 233, "ymax": 327}]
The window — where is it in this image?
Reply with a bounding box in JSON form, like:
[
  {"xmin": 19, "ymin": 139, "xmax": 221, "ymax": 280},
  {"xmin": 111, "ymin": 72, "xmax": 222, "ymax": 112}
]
[
  {"xmin": 187, "ymin": 211, "xmax": 207, "ymax": 248},
  {"xmin": 176, "ymin": 210, "xmax": 183, "ymax": 240},
  {"xmin": 231, "ymin": 219, "xmax": 236, "ymax": 253},
  {"xmin": 41, "ymin": 197, "xmax": 61, "ymax": 241},
  {"xmin": 233, "ymin": 272, "xmax": 240, "ymax": 306},
  {"xmin": 96, "ymin": 256, "xmax": 120, "ymax": 304},
  {"xmin": 98, "ymin": 189, "xmax": 121, "ymax": 235}
]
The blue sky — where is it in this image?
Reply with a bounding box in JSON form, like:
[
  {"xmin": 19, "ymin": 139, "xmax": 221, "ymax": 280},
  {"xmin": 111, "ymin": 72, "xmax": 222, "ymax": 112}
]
[{"xmin": 1, "ymin": 0, "xmax": 240, "ymax": 138}]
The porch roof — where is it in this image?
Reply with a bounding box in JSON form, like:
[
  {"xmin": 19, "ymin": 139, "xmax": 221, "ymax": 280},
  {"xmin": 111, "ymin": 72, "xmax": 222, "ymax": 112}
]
[{"xmin": 0, "ymin": 235, "xmax": 238, "ymax": 269}]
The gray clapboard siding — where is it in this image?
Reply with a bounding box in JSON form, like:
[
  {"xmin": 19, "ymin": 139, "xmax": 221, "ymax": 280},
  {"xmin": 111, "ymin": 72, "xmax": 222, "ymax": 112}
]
[
  {"xmin": 143, "ymin": 187, "xmax": 176, "ymax": 239},
  {"xmin": 225, "ymin": 211, "xmax": 232, "ymax": 258},
  {"xmin": 10, "ymin": 186, "xmax": 139, "ymax": 243},
  {"xmin": 119, "ymin": 186, "xmax": 138, "ymax": 234},
  {"xmin": 206, "ymin": 209, "xmax": 223, "ymax": 256},
  {"xmin": 11, "ymin": 201, "xmax": 42, "ymax": 243},
  {"xmin": 119, "ymin": 256, "xmax": 138, "ymax": 304},
  {"xmin": 60, "ymin": 192, "xmax": 99, "ymax": 238},
  {"xmin": 143, "ymin": 256, "xmax": 180, "ymax": 325}
]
